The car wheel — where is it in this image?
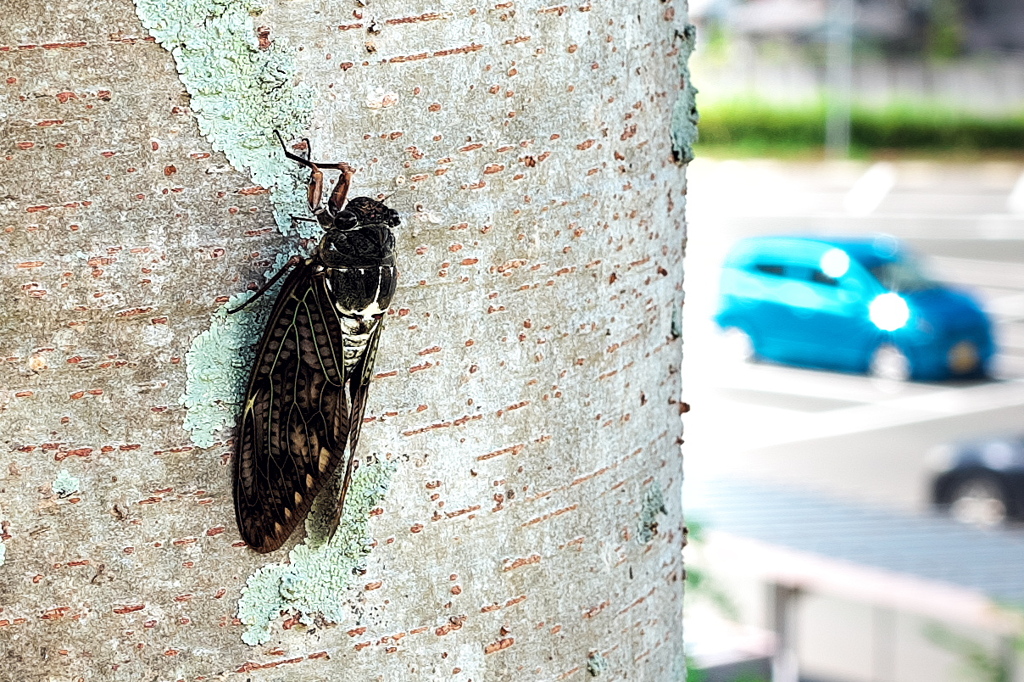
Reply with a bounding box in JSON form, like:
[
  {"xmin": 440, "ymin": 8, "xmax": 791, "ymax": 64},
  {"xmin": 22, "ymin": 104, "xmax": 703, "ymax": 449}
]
[
  {"xmin": 948, "ymin": 476, "xmax": 1008, "ymax": 527},
  {"xmin": 869, "ymin": 344, "xmax": 910, "ymax": 381},
  {"xmin": 721, "ymin": 327, "xmax": 755, "ymax": 364}
]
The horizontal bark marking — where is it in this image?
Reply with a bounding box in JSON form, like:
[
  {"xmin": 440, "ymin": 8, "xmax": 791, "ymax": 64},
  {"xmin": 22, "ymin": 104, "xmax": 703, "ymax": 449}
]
[
  {"xmin": 385, "ymin": 12, "xmax": 445, "ymax": 25},
  {"xmin": 484, "ymin": 637, "xmax": 514, "ymax": 654},
  {"xmin": 444, "ymin": 505, "xmax": 480, "ymax": 519},
  {"xmin": 521, "ymin": 503, "xmax": 578, "ymax": 528},
  {"xmin": 480, "ymin": 594, "xmax": 527, "ymax": 613},
  {"xmin": 385, "ymin": 42, "xmax": 483, "ymax": 65},
  {"xmin": 618, "ymin": 586, "xmax": 657, "ymax": 616},
  {"xmin": 235, "ymin": 656, "xmax": 304, "ymax": 672},
  {"xmin": 476, "ymin": 444, "xmax": 524, "ymax": 461},
  {"xmin": 113, "ymin": 604, "xmax": 145, "ymax": 614},
  {"xmin": 502, "ymin": 554, "xmax": 541, "ymax": 571}
]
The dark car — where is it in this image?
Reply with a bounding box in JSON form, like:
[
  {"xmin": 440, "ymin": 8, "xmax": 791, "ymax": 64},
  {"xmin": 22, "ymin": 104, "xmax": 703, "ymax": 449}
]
[
  {"xmin": 715, "ymin": 235, "xmax": 995, "ymax": 380},
  {"xmin": 929, "ymin": 435, "xmax": 1024, "ymax": 526}
]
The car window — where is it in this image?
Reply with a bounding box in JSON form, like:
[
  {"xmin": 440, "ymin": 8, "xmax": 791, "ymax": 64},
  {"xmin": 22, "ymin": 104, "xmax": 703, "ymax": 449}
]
[
  {"xmin": 868, "ymin": 259, "xmax": 936, "ymax": 292},
  {"xmin": 751, "ymin": 263, "xmax": 838, "ymax": 287},
  {"xmin": 810, "ymin": 270, "xmax": 839, "ymax": 286},
  {"xmin": 753, "ymin": 264, "xmax": 785, "ymax": 276}
]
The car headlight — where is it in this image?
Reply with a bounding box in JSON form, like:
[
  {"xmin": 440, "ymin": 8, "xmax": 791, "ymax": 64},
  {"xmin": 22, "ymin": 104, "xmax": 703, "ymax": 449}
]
[
  {"xmin": 820, "ymin": 248, "xmax": 850, "ymax": 278},
  {"xmin": 980, "ymin": 441, "xmax": 1016, "ymax": 470},
  {"xmin": 869, "ymin": 293, "xmax": 910, "ymax": 331}
]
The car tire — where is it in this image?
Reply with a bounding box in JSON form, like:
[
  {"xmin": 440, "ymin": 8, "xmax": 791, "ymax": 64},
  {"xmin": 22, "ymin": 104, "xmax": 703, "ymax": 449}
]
[
  {"xmin": 948, "ymin": 476, "xmax": 1008, "ymax": 527},
  {"xmin": 721, "ymin": 327, "xmax": 755, "ymax": 364},
  {"xmin": 869, "ymin": 343, "xmax": 911, "ymax": 381}
]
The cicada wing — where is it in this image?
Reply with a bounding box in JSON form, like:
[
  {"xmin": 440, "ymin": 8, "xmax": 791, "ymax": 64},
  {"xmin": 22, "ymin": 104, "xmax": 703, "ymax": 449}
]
[{"xmin": 234, "ymin": 267, "xmax": 353, "ymax": 554}]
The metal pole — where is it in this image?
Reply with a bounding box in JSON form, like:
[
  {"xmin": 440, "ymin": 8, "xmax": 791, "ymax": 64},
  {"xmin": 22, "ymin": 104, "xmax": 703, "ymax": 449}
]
[
  {"xmin": 769, "ymin": 583, "xmax": 800, "ymax": 682},
  {"xmin": 998, "ymin": 634, "xmax": 1018, "ymax": 682},
  {"xmin": 872, "ymin": 606, "xmax": 896, "ymax": 682},
  {"xmin": 825, "ymin": 0, "xmax": 854, "ymax": 158}
]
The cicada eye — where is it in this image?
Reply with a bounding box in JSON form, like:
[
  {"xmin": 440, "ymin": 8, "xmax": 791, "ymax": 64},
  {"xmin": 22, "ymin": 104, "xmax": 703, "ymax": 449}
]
[{"xmin": 334, "ymin": 210, "xmax": 358, "ymax": 231}]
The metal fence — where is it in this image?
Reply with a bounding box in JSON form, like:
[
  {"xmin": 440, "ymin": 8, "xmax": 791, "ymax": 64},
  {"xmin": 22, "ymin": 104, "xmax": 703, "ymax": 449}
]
[{"xmin": 695, "ymin": 47, "xmax": 1024, "ymax": 114}]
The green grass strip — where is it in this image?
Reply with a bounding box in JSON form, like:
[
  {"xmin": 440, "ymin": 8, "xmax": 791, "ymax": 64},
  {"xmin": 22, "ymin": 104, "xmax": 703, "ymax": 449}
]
[{"xmin": 696, "ymin": 98, "xmax": 1024, "ymax": 154}]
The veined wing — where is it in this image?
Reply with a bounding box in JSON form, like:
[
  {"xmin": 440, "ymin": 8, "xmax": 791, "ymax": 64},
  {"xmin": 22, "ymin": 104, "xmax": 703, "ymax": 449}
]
[{"xmin": 233, "ymin": 264, "xmax": 357, "ymax": 553}]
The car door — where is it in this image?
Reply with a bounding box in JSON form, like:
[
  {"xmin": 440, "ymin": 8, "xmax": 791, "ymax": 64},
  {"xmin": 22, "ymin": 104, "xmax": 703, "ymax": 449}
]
[{"xmin": 783, "ymin": 265, "xmax": 878, "ymax": 370}]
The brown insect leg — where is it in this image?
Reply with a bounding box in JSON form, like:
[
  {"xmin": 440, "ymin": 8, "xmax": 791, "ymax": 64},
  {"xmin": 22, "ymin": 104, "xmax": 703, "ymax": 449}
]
[
  {"xmin": 275, "ymin": 131, "xmax": 356, "ymax": 216},
  {"xmin": 275, "ymin": 131, "xmax": 353, "ymax": 171},
  {"xmin": 327, "ymin": 164, "xmax": 355, "ymax": 215},
  {"xmin": 307, "ymin": 164, "xmax": 326, "ymax": 213},
  {"xmin": 227, "ymin": 255, "xmax": 304, "ymax": 314},
  {"xmin": 275, "ymin": 130, "xmax": 315, "ymax": 168}
]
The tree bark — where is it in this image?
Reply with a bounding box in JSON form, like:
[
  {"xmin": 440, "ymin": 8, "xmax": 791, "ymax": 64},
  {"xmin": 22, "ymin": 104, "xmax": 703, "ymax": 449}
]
[{"xmin": 0, "ymin": 0, "xmax": 695, "ymax": 679}]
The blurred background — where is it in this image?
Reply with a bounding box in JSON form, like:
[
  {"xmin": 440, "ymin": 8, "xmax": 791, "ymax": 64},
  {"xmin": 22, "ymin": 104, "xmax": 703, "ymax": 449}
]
[{"xmin": 681, "ymin": 1, "xmax": 1024, "ymax": 681}]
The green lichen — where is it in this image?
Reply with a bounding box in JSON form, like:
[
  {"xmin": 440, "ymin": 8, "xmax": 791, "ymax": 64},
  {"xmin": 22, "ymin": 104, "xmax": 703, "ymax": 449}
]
[
  {"xmin": 52, "ymin": 470, "xmax": 81, "ymax": 498},
  {"xmin": 134, "ymin": 0, "xmax": 315, "ymax": 235},
  {"xmin": 638, "ymin": 482, "xmax": 666, "ymax": 543},
  {"xmin": 181, "ymin": 253, "xmax": 290, "ymax": 446},
  {"xmin": 236, "ymin": 459, "xmax": 396, "ymax": 646},
  {"xmin": 133, "ymin": 0, "xmax": 319, "ymax": 446},
  {"xmin": 670, "ymin": 24, "xmax": 700, "ymax": 164},
  {"xmin": 587, "ymin": 651, "xmax": 610, "ymax": 677}
]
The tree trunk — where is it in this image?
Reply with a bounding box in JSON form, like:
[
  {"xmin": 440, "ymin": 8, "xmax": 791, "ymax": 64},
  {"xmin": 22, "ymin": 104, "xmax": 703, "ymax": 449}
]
[{"xmin": 0, "ymin": 0, "xmax": 696, "ymax": 679}]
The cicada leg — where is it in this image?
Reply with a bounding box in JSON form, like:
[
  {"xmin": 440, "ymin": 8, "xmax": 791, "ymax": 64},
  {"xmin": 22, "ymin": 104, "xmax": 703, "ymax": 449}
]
[
  {"xmin": 227, "ymin": 255, "xmax": 304, "ymax": 314},
  {"xmin": 274, "ymin": 131, "xmax": 355, "ymax": 217}
]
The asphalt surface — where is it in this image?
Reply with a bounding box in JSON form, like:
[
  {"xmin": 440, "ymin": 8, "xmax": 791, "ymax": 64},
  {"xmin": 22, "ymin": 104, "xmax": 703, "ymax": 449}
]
[{"xmin": 681, "ymin": 159, "xmax": 1024, "ymax": 517}]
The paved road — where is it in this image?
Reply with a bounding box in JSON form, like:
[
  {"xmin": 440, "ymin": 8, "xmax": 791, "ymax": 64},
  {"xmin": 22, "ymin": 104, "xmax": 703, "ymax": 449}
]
[{"xmin": 682, "ymin": 159, "xmax": 1024, "ymax": 516}]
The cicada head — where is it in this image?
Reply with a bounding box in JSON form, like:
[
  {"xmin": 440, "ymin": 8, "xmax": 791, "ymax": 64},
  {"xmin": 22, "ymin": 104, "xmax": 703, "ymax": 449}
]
[
  {"xmin": 320, "ymin": 197, "xmax": 398, "ymax": 268},
  {"xmin": 342, "ymin": 197, "xmax": 400, "ymax": 229}
]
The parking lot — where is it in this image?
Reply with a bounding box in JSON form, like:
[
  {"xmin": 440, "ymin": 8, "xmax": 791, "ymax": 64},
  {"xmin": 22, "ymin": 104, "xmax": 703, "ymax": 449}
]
[
  {"xmin": 683, "ymin": 158, "xmax": 1024, "ymax": 517},
  {"xmin": 681, "ymin": 158, "xmax": 1024, "ymax": 681}
]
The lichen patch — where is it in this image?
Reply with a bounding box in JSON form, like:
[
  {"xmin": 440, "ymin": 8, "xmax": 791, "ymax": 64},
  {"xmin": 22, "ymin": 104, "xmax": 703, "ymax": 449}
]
[
  {"xmin": 133, "ymin": 0, "xmax": 315, "ymax": 235},
  {"xmin": 133, "ymin": 0, "xmax": 319, "ymax": 446},
  {"xmin": 670, "ymin": 23, "xmax": 699, "ymax": 164},
  {"xmin": 52, "ymin": 469, "xmax": 81, "ymax": 498},
  {"xmin": 236, "ymin": 459, "xmax": 396, "ymax": 646}
]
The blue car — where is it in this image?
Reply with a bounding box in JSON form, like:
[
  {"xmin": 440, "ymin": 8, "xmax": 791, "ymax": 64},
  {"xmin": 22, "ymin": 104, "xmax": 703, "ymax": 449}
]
[{"xmin": 715, "ymin": 235, "xmax": 995, "ymax": 381}]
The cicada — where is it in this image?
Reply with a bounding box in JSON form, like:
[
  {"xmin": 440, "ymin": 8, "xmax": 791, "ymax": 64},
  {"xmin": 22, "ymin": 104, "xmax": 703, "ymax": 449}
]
[{"xmin": 232, "ymin": 132, "xmax": 398, "ymax": 553}]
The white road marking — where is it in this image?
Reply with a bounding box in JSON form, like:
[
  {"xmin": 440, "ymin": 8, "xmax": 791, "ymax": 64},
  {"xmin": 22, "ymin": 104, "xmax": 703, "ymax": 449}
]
[
  {"xmin": 1007, "ymin": 170, "xmax": 1024, "ymax": 215},
  {"xmin": 844, "ymin": 162, "xmax": 896, "ymax": 216},
  {"xmin": 984, "ymin": 292, "xmax": 1024, "ymax": 320},
  {"xmin": 931, "ymin": 256, "xmax": 1024, "ymax": 290},
  {"xmin": 691, "ymin": 361, "xmax": 929, "ymax": 405},
  {"xmin": 696, "ymin": 378, "xmax": 1024, "ymax": 451}
]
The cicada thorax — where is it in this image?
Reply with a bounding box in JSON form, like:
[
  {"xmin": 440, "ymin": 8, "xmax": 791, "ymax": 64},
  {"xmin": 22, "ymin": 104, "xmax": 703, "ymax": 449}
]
[{"xmin": 318, "ymin": 203, "xmax": 399, "ymax": 371}]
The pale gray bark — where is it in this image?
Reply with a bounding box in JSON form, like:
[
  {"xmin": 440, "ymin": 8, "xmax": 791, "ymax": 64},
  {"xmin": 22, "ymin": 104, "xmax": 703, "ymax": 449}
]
[{"xmin": 0, "ymin": 0, "xmax": 694, "ymax": 679}]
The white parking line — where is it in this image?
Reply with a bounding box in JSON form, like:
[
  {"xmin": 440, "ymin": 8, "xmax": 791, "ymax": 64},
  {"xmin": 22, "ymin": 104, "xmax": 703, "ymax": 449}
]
[
  {"xmin": 984, "ymin": 292, "xmax": 1024, "ymax": 320},
  {"xmin": 1007, "ymin": 170, "xmax": 1024, "ymax": 215},
  {"xmin": 844, "ymin": 162, "xmax": 896, "ymax": 216},
  {"xmin": 931, "ymin": 256, "xmax": 1024, "ymax": 289},
  {"xmin": 719, "ymin": 379, "xmax": 1024, "ymax": 450},
  {"xmin": 689, "ymin": 361, "xmax": 929, "ymax": 405}
]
